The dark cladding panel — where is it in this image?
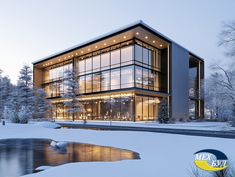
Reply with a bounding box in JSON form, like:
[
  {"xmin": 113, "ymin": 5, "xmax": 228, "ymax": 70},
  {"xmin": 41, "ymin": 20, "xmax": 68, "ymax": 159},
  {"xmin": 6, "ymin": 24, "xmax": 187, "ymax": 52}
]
[{"xmin": 171, "ymin": 43, "xmax": 189, "ymax": 119}]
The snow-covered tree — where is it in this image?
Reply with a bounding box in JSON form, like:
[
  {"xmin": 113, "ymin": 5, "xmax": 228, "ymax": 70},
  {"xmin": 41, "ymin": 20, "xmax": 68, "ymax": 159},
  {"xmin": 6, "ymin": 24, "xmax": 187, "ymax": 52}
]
[
  {"xmin": 158, "ymin": 98, "xmax": 169, "ymax": 123},
  {"xmin": 62, "ymin": 69, "xmax": 84, "ymax": 121},
  {"xmin": 18, "ymin": 105, "xmax": 32, "ymax": 124},
  {"xmin": 4, "ymin": 86, "xmax": 21, "ymax": 123},
  {"xmin": 219, "ymin": 20, "xmax": 235, "ymax": 57},
  {"xmin": 33, "ymin": 88, "xmax": 51, "ymax": 120},
  {"xmin": 3, "ymin": 106, "xmax": 18, "ymax": 123},
  {"xmin": 4, "ymin": 64, "xmax": 35, "ymax": 123},
  {"xmin": 0, "ymin": 70, "xmax": 13, "ymax": 120},
  {"xmin": 17, "ymin": 65, "xmax": 34, "ymax": 109},
  {"xmin": 205, "ymin": 65, "xmax": 235, "ymax": 122},
  {"xmin": 204, "ymin": 20, "xmax": 235, "ymax": 124}
]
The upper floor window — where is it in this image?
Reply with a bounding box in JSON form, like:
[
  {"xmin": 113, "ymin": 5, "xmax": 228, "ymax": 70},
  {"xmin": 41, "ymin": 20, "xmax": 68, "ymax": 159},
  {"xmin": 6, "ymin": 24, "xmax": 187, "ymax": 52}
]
[
  {"xmin": 101, "ymin": 52, "xmax": 110, "ymax": 70},
  {"xmin": 111, "ymin": 68, "xmax": 120, "ymax": 90},
  {"xmin": 121, "ymin": 46, "xmax": 133, "ymax": 66},
  {"xmin": 78, "ymin": 60, "xmax": 85, "ymax": 75},
  {"xmin": 93, "ymin": 55, "xmax": 100, "ymax": 72},
  {"xmin": 86, "ymin": 57, "xmax": 92, "ymax": 74},
  {"xmin": 111, "ymin": 49, "xmax": 120, "ymax": 68}
]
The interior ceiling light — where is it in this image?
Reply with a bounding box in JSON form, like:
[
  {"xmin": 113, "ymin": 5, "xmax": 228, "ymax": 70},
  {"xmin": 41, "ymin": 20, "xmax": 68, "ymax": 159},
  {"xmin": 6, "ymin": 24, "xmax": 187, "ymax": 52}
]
[
  {"xmin": 160, "ymin": 44, "xmax": 163, "ymax": 47},
  {"xmin": 136, "ymin": 32, "xmax": 139, "ymax": 35},
  {"xmin": 104, "ymin": 43, "xmax": 106, "ymax": 46},
  {"xmin": 123, "ymin": 36, "xmax": 126, "ymax": 39},
  {"xmin": 81, "ymin": 51, "xmax": 84, "ymax": 54},
  {"xmin": 95, "ymin": 46, "xmax": 98, "ymax": 48},
  {"xmin": 153, "ymin": 40, "xmax": 155, "ymax": 43},
  {"xmin": 88, "ymin": 49, "xmax": 90, "ymax": 51},
  {"xmin": 145, "ymin": 36, "xmax": 148, "ymax": 39},
  {"xmin": 113, "ymin": 39, "xmax": 116, "ymax": 42}
]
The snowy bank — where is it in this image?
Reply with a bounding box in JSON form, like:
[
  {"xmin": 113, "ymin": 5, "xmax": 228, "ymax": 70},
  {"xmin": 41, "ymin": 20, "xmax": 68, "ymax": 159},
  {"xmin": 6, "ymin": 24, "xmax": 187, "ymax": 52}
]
[
  {"xmin": 0, "ymin": 123, "xmax": 234, "ymax": 177},
  {"xmin": 35, "ymin": 166, "xmax": 52, "ymax": 171},
  {"xmin": 35, "ymin": 121, "xmax": 61, "ymax": 129}
]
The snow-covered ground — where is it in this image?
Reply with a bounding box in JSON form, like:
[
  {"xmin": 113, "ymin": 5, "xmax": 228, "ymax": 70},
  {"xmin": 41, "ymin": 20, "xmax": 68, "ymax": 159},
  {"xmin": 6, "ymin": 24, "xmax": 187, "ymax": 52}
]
[
  {"xmin": 0, "ymin": 123, "xmax": 235, "ymax": 177},
  {"xmin": 57, "ymin": 120, "xmax": 235, "ymax": 131}
]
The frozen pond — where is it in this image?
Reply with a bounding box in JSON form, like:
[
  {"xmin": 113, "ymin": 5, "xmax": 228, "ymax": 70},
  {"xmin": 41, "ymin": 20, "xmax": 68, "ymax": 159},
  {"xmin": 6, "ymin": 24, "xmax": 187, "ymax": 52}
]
[{"xmin": 0, "ymin": 139, "xmax": 140, "ymax": 177}]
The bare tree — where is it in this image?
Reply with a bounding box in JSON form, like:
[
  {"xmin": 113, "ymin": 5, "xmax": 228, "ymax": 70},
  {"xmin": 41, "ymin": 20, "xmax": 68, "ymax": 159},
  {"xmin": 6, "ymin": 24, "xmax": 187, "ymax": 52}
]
[
  {"xmin": 205, "ymin": 20, "xmax": 235, "ymax": 123},
  {"xmin": 206, "ymin": 64, "xmax": 235, "ymax": 122},
  {"xmin": 219, "ymin": 21, "xmax": 235, "ymax": 57}
]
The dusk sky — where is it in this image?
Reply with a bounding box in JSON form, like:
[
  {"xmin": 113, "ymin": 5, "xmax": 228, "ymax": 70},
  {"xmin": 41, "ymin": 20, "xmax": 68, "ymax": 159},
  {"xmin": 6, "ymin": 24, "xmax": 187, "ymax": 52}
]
[{"xmin": 0, "ymin": 0, "xmax": 234, "ymax": 83}]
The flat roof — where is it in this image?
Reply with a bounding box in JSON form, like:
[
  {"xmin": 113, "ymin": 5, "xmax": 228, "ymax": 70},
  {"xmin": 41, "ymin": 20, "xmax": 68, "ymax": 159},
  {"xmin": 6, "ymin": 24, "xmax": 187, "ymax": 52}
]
[{"xmin": 33, "ymin": 20, "xmax": 204, "ymax": 64}]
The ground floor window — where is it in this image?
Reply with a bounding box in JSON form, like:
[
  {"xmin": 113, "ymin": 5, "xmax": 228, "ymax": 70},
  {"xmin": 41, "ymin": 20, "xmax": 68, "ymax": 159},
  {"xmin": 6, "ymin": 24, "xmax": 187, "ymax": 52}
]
[{"xmin": 51, "ymin": 94, "xmax": 161, "ymax": 121}]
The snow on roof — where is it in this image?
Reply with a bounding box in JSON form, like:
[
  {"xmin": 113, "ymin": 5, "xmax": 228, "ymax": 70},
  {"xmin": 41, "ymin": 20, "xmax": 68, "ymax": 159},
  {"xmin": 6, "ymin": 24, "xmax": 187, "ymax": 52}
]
[{"xmin": 33, "ymin": 20, "xmax": 204, "ymax": 64}]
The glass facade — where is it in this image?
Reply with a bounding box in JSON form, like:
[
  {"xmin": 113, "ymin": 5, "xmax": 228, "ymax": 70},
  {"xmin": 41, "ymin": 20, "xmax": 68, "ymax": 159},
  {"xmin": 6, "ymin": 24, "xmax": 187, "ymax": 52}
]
[
  {"xmin": 189, "ymin": 57, "xmax": 204, "ymax": 119},
  {"xmin": 52, "ymin": 94, "xmax": 160, "ymax": 121},
  {"xmin": 76, "ymin": 40, "xmax": 161, "ymax": 94},
  {"xmin": 42, "ymin": 39, "xmax": 165, "ymax": 121},
  {"xmin": 43, "ymin": 63, "xmax": 73, "ymax": 97}
]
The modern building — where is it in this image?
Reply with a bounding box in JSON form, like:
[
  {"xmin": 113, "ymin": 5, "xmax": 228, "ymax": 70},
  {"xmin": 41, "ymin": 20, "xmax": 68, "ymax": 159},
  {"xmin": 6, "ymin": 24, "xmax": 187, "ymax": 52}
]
[{"xmin": 33, "ymin": 20, "xmax": 204, "ymax": 122}]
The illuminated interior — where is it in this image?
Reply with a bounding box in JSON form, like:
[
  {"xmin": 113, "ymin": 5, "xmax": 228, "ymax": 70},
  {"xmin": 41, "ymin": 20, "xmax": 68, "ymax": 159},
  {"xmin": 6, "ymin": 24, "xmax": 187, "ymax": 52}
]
[{"xmin": 33, "ymin": 25, "xmax": 170, "ymax": 121}]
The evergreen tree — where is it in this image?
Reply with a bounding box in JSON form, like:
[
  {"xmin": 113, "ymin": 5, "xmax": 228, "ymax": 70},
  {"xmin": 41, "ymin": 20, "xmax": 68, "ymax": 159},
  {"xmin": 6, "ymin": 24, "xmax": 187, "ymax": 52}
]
[
  {"xmin": 33, "ymin": 88, "xmax": 51, "ymax": 120},
  {"xmin": 158, "ymin": 98, "xmax": 169, "ymax": 123},
  {"xmin": 17, "ymin": 65, "xmax": 34, "ymax": 108},
  {"xmin": 18, "ymin": 106, "xmax": 32, "ymax": 124},
  {"xmin": 16, "ymin": 65, "xmax": 34, "ymax": 123},
  {"xmin": 0, "ymin": 70, "xmax": 13, "ymax": 120},
  {"xmin": 4, "ymin": 86, "xmax": 21, "ymax": 123},
  {"xmin": 3, "ymin": 106, "xmax": 18, "ymax": 123},
  {"xmin": 62, "ymin": 69, "xmax": 84, "ymax": 121}
]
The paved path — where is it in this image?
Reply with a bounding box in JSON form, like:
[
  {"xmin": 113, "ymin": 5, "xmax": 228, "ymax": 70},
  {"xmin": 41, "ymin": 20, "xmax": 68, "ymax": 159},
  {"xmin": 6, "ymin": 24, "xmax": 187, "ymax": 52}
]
[{"xmin": 57, "ymin": 122, "xmax": 235, "ymax": 139}]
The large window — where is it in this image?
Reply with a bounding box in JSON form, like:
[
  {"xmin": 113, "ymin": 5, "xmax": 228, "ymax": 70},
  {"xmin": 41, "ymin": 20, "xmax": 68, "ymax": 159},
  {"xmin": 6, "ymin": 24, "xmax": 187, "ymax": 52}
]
[
  {"xmin": 100, "ymin": 98, "xmax": 111, "ymax": 120},
  {"xmin": 135, "ymin": 44, "xmax": 142, "ymax": 63},
  {"xmin": 143, "ymin": 68, "xmax": 149, "ymax": 89},
  {"xmin": 93, "ymin": 55, "xmax": 100, "ymax": 72},
  {"xmin": 111, "ymin": 68, "xmax": 120, "ymax": 90},
  {"xmin": 135, "ymin": 96, "xmax": 143, "ymax": 121},
  {"xmin": 86, "ymin": 74, "xmax": 92, "ymax": 93},
  {"xmin": 111, "ymin": 49, "xmax": 120, "ymax": 68},
  {"xmin": 101, "ymin": 70, "xmax": 110, "ymax": 91},
  {"xmin": 121, "ymin": 66, "xmax": 134, "ymax": 88},
  {"xmin": 52, "ymin": 94, "xmax": 160, "ymax": 121},
  {"xmin": 65, "ymin": 40, "xmax": 163, "ymax": 96},
  {"xmin": 135, "ymin": 95, "xmax": 160, "ymax": 121},
  {"xmin": 121, "ymin": 46, "xmax": 133, "ymax": 65},
  {"xmin": 121, "ymin": 96, "xmax": 134, "ymax": 120},
  {"xmin": 93, "ymin": 72, "xmax": 101, "ymax": 92},
  {"xmin": 47, "ymin": 63, "xmax": 72, "ymax": 81},
  {"xmin": 143, "ymin": 47, "xmax": 149, "ymax": 66},
  {"xmin": 135, "ymin": 66, "xmax": 142, "ymax": 88},
  {"xmin": 78, "ymin": 60, "xmax": 85, "ymax": 75},
  {"xmin": 143, "ymin": 96, "xmax": 149, "ymax": 120},
  {"xmin": 110, "ymin": 97, "xmax": 121, "ymax": 120},
  {"xmin": 86, "ymin": 57, "xmax": 92, "ymax": 74},
  {"xmin": 134, "ymin": 41, "xmax": 161, "ymax": 71},
  {"xmin": 79, "ymin": 76, "xmax": 86, "ymax": 94},
  {"xmin": 101, "ymin": 52, "xmax": 110, "ymax": 70}
]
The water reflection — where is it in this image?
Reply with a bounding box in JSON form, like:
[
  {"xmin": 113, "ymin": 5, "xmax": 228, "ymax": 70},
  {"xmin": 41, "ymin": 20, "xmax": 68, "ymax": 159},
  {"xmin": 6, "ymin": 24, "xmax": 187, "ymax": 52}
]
[{"xmin": 0, "ymin": 139, "xmax": 140, "ymax": 177}]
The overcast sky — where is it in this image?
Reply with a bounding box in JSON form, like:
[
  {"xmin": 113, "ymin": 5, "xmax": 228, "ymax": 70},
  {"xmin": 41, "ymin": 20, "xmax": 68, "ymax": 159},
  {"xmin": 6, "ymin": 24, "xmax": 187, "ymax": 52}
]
[{"xmin": 0, "ymin": 0, "xmax": 234, "ymax": 83}]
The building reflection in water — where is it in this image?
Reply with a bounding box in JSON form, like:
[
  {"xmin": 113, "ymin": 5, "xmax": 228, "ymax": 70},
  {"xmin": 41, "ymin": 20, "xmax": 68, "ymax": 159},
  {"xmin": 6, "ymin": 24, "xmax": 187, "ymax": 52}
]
[{"xmin": 0, "ymin": 139, "xmax": 140, "ymax": 177}]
